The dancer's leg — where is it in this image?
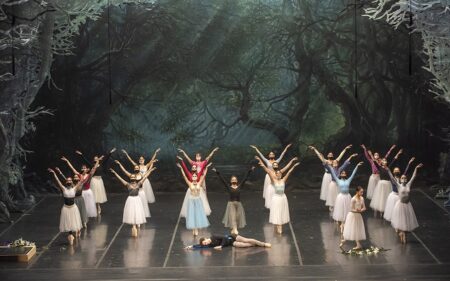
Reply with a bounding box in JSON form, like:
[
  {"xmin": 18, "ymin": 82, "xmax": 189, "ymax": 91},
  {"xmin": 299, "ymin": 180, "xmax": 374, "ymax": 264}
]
[{"xmin": 235, "ymin": 235, "xmax": 266, "ymax": 247}]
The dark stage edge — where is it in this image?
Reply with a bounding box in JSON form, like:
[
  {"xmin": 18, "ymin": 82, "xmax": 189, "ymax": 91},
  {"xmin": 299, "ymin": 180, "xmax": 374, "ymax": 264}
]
[{"xmin": 0, "ymin": 188, "xmax": 450, "ymax": 280}]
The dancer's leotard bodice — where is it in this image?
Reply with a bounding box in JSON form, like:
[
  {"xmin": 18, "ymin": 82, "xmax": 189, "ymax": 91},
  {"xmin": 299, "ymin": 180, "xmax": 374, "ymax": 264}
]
[
  {"xmin": 189, "ymin": 183, "xmax": 201, "ymax": 197},
  {"xmin": 63, "ymin": 186, "xmax": 76, "ymax": 205},
  {"xmin": 273, "ymin": 182, "xmax": 285, "ymax": 195},
  {"xmin": 351, "ymin": 196, "xmax": 365, "ymax": 212}
]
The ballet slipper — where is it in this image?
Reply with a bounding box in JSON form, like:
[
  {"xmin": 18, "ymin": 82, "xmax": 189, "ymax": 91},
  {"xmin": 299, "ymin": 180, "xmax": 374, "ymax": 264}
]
[
  {"xmin": 131, "ymin": 225, "xmax": 138, "ymax": 237},
  {"xmin": 137, "ymin": 224, "xmax": 141, "ymax": 228},
  {"xmin": 195, "ymin": 229, "xmax": 199, "ymax": 236},
  {"xmin": 97, "ymin": 205, "xmax": 101, "ymax": 215},
  {"xmin": 68, "ymin": 234, "xmax": 74, "ymax": 245},
  {"xmin": 264, "ymin": 243, "xmax": 272, "ymax": 248},
  {"xmin": 339, "ymin": 240, "xmax": 345, "ymax": 252}
]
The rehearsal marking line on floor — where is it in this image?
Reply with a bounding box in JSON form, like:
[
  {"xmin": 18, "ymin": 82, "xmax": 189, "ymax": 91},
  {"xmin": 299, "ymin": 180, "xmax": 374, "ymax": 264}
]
[
  {"xmin": 0, "ymin": 196, "xmax": 48, "ymax": 238},
  {"xmin": 162, "ymin": 214, "xmax": 182, "ymax": 268},
  {"xmin": 288, "ymin": 221, "xmax": 303, "ymax": 266},
  {"xmin": 411, "ymin": 231, "xmax": 442, "ymax": 265},
  {"xmin": 26, "ymin": 231, "xmax": 61, "ymax": 269},
  {"xmin": 95, "ymin": 223, "xmax": 124, "ymax": 269},
  {"xmin": 418, "ymin": 189, "xmax": 450, "ymax": 215}
]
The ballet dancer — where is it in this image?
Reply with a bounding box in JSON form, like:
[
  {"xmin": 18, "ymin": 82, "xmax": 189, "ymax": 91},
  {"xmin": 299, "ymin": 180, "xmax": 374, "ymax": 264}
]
[
  {"xmin": 383, "ymin": 157, "xmax": 415, "ymax": 222},
  {"xmin": 308, "ymin": 145, "xmax": 352, "ymax": 203},
  {"xmin": 75, "ymin": 148, "xmax": 116, "ymax": 215},
  {"xmin": 178, "ymin": 147, "xmax": 219, "ymax": 176},
  {"xmin": 212, "ymin": 166, "xmax": 255, "ymax": 235},
  {"xmin": 341, "ymin": 186, "xmax": 367, "ymax": 250},
  {"xmin": 256, "ymin": 156, "xmax": 299, "ymax": 234},
  {"xmin": 48, "ymin": 166, "xmax": 95, "ymax": 245},
  {"xmin": 61, "ymin": 156, "xmax": 98, "ymax": 218},
  {"xmin": 122, "ymin": 148, "xmax": 160, "ymax": 203},
  {"xmin": 369, "ymin": 148, "xmax": 402, "ymax": 216},
  {"xmin": 389, "ymin": 163, "xmax": 423, "ymax": 243},
  {"xmin": 326, "ymin": 161, "xmax": 363, "ymax": 235},
  {"xmin": 185, "ymin": 234, "xmax": 271, "ymax": 250},
  {"xmin": 110, "ymin": 167, "xmax": 155, "ymax": 237},
  {"xmin": 177, "ymin": 162, "xmax": 211, "ymax": 236},
  {"xmin": 250, "ymin": 144, "xmax": 292, "ymax": 209}
]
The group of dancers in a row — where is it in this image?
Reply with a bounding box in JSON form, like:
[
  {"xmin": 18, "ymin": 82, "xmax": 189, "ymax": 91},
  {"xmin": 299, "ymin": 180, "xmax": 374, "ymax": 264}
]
[
  {"xmin": 48, "ymin": 143, "xmax": 422, "ymax": 251},
  {"xmin": 310, "ymin": 144, "xmax": 422, "ymax": 249}
]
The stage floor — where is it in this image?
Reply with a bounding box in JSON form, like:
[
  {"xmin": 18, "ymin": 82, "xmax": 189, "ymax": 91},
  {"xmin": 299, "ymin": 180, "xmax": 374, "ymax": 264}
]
[{"xmin": 0, "ymin": 188, "xmax": 449, "ymax": 280}]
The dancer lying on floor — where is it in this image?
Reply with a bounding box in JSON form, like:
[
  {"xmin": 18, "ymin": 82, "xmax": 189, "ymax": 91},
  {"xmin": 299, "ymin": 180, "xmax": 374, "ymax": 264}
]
[{"xmin": 185, "ymin": 234, "xmax": 271, "ymax": 250}]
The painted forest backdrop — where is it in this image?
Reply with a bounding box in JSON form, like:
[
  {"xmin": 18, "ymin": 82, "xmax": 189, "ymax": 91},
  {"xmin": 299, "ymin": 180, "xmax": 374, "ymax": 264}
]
[{"xmin": 1, "ymin": 0, "xmax": 450, "ymax": 222}]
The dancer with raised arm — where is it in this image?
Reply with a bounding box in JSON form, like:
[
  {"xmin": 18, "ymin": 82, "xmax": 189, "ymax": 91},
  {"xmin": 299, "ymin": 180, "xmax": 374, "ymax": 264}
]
[
  {"xmin": 48, "ymin": 166, "xmax": 95, "ymax": 245},
  {"xmin": 177, "ymin": 162, "xmax": 211, "ymax": 236},
  {"xmin": 185, "ymin": 234, "xmax": 271, "ymax": 250},
  {"xmin": 178, "ymin": 147, "xmax": 219, "ymax": 176},
  {"xmin": 250, "ymin": 144, "xmax": 292, "ymax": 209},
  {"xmin": 326, "ymin": 161, "xmax": 363, "ymax": 234},
  {"xmin": 256, "ymin": 156, "xmax": 299, "ymax": 234},
  {"xmin": 390, "ymin": 164, "xmax": 423, "ymax": 243},
  {"xmin": 61, "ymin": 156, "xmax": 97, "ymax": 218},
  {"xmin": 309, "ymin": 145, "xmax": 352, "ymax": 203},
  {"xmin": 75, "ymin": 148, "xmax": 116, "ymax": 215},
  {"xmin": 341, "ymin": 186, "xmax": 367, "ymax": 250},
  {"xmin": 122, "ymin": 148, "xmax": 160, "ymax": 203},
  {"xmin": 212, "ymin": 166, "xmax": 255, "ymax": 235},
  {"xmin": 110, "ymin": 167, "xmax": 155, "ymax": 237}
]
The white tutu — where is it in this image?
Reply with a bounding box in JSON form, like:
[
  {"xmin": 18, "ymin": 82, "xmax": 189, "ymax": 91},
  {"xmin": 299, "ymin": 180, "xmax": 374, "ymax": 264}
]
[
  {"xmin": 391, "ymin": 201, "xmax": 419, "ymax": 232},
  {"xmin": 91, "ymin": 176, "xmax": 107, "ymax": 204},
  {"xmin": 269, "ymin": 194, "xmax": 290, "ymax": 225},
  {"xmin": 82, "ymin": 189, "xmax": 97, "ymax": 217},
  {"xmin": 123, "ymin": 196, "xmax": 147, "ymax": 225},
  {"xmin": 343, "ymin": 212, "xmax": 366, "ymax": 241},
  {"xmin": 383, "ymin": 192, "xmax": 399, "ymax": 221},
  {"xmin": 325, "ymin": 181, "xmax": 340, "ymax": 207},
  {"xmin": 332, "ymin": 193, "xmax": 351, "ymax": 222},
  {"xmin": 60, "ymin": 204, "xmax": 83, "ymax": 232},
  {"xmin": 138, "ymin": 189, "xmax": 151, "ymax": 217},
  {"xmin": 143, "ymin": 178, "xmax": 155, "ymax": 203},
  {"xmin": 180, "ymin": 188, "xmax": 211, "ymax": 217},
  {"xmin": 366, "ymin": 174, "xmax": 380, "ymax": 200},
  {"xmin": 370, "ymin": 180, "xmax": 392, "ymax": 212},
  {"xmin": 320, "ymin": 172, "xmax": 332, "ymax": 201},
  {"xmin": 264, "ymin": 174, "xmax": 275, "ymax": 209}
]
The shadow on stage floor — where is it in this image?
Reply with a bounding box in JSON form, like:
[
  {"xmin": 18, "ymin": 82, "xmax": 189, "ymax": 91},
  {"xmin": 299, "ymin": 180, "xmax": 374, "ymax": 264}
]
[{"xmin": 0, "ymin": 187, "xmax": 449, "ymax": 280}]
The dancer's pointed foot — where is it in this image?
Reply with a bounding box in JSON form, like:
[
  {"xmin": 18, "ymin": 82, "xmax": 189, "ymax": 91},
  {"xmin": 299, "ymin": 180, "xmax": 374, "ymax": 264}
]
[
  {"xmin": 264, "ymin": 243, "xmax": 272, "ymax": 248},
  {"xmin": 131, "ymin": 225, "xmax": 138, "ymax": 237},
  {"xmin": 68, "ymin": 234, "xmax": 75, "ymax": 245}
]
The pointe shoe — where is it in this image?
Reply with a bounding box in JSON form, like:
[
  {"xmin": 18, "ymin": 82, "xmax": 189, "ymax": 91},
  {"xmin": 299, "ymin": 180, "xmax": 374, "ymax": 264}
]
[
  {"xmin": 83, "ymin": 222, "xmax": 87, "ymax": 228},
  {"xmin": 264, "ymin": 243, "xmax": 272, "ymax": 248},
  {"xmin": 131, "ymin": 226, "xmax": 138, "ymax": 237},
  {"xmin": 76, "ymin": 230, "xmax": 81, "ymax": 237},
  {"xmin": 194, "ymin": 229, "xmax": 199, "ymax": 236},
  {"xmin": 68, "ymin": 234, "xmax": 75, "ymax": 245},
  {"xmin": 98, "ymin": 205, "xmax": 102, "ymax": 215}
]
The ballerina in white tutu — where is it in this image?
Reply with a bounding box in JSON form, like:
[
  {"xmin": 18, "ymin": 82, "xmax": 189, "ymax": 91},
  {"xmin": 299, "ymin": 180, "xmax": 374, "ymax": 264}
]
[
  {"xmin": 308, "ymin": 145, "xmax": 352, "ymax": 204},
  {"xmin": 75, "ymin": 148, "xmax": 116, "ymax": 215},
  {"xmin": 326, "ymin": 161, "xmax": 363, "ymax": 235},
  {"xmin": 110, "ymin": 167, "xmax": 155, "ymax": 237},
  {"xmin": 122, "ymin": 148, "xmax": 160, "ymax": 203},
  {"xmin": 256, "ymin": 156, "xmax": 300, "ymax": 234},
  {"xmin": 341, "ymin": 186, "xmax": 367, "ymax": 250},
  {"xmin": 389, "ymin": 163, "xmax": 423, "ymax": 243},
  {"xmin": 250, "ymin": 144, "xmax": 292, "ymax": 209},
  {"xmin": 48, "ymin": 166, "xmax": 94, "ymax": 245}
]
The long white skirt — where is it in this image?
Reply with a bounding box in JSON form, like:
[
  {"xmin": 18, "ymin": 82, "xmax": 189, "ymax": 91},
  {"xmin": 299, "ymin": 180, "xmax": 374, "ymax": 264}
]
[
  {"xmin": 123, "ymin": 196, "xmax": 147, "ymax": 225},
  {"xmin": 320, "ymin": 173, "xmax": 332, "ymax": 201},
  {"xmin": 264, "ymin": 174, "xmax": 275, "ymax": 209},
  {"xmin": 391, "ymin": 201, "xmax": 419, "ymax": 232},
  {"xmin": 332, "ymin": 193, "xmax": 352, "ymax": 222},
  {"xmin": 383, "ymin": 192, "xmax": 399, "ymax": 221},
  {"xmin": 269, "ymin": 193, "xmax": 290, "ymax": 225},
  {"xmin": 60, "ymin": 204, "xmax": 83, "ymax": 233},
  {"xmin": 370, "ymin": 180, "xmax": 392, "ymax": 212},
  {"xmin": 325, "ymin": 181, "xmax": 340, "ymax": 207},
  {"xmin": 143, "ymin": 178, "xmax": 155, "ymax": 203},
  {"xmin": 343, "ymin": 212, "xmax": 366, "ymax": 241},
  {"xmin": 366, "ymin": 174, "xmax": 380, "ymax": 200},
  {"xmin": 82, "ymin": 189, "xmax": 97, "ymax": 217},
  {"xmin": 180, "ymin": 188, "xmax": 211, "ymax": 217},
  {"xmin": 91, "ymin": 176, "xmax": 107, "ymax": 204},
  {"xmin": 138, "ymin": 189, "xmax": 151, "ymax": 217}
]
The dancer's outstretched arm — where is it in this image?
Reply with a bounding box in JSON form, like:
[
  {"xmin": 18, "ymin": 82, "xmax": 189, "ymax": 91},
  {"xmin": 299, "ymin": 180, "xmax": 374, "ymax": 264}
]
[
  {"xmin": 404, "ymin": 157, "xmax": 415, "ymax": 175},
  {"xmin": 336, "ymin": 144, "xmax": 352, "ymax": 162},
  {"xmin": 308, "ymin": 146, "xmax": 325, "ymax": 163},
  {"xmin": 212, "ymin": 167, "xmax": 228, "ymax": 188},
  {"xmin": 384, "ymin": 144, "xmax": 396, "ymax": 159},
  {"xmin": 55, "ymin": 167, "xmax": 67, "ymax": 180},
  {"xmin": 75, "ymin": 150, "xmax": 91, "ymax": 166},
  {"xmin": 389, "ymin": 149, "xmax": 403, "ymax": 168},
  {"xmin": 256, "ymin": 156, "xmax": 276, "ymax": 182},
  {"xmin": 282, "ymin": 162, "xmax": 300, "ymax": 182},
  {"xmin": 148, "ymin": 148, "xmax": 161, "ymax": 168},
  {"xmin": 347, "ymin": 162, "xmax": 363, "ymax": 183},
  {"xmin": 61, "ymin": 156, "xmax": 79, "ymax": 175},
  {"xmin": 407, "ymin": 164, "xmax": 423, "ymax": 187},
  {"xmin": 277, "ymin": 143, "xmax": 292, "ymax": 162},
  {"xmin": 280, "ymin": 157, "xmax": 298, "ymax": 173},
  {"xmin": 177, "ymin": 163, "xmax": 191, "ymax": 186},
  {"xmin": 122, "ymin": 149, "xmax": 137, "ymax": 166},
  {"xmin": 205, "ymin": 147, "xmax": 219, "ymax": 162},
  {"xmin": 48, "ymin": 168, "xmax": 65, "ymax": 192},
  {"xmin": 114, "ymin": 160, "xmax": 132, "ymax": 177},
  {"xmin": 250, "ymin": 145, "xmax": 269, "ymax": 164},
  {"xmin": 178, "ymin": 148, "xmax": 194, "ymax": 164},
  {"xmin": 239, "ymin": 167, "xmax": 255, "ymax": 188},
  {"xmin": 110, "ymin": 168, "xmax": 128, "ymax": 186},
  {"xmin": 138, "ymin": 167, "xmax": 156, "ymax": 186},
  {"xmin": 199, "ymin": 163, "xmax": 212, "ymax": 186}
]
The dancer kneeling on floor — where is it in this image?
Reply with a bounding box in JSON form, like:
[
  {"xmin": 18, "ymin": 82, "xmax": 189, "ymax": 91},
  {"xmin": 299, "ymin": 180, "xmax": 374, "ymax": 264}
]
[{"xmin": 185, "ymin": 234, "xmax": 271, "ymax": 250}]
